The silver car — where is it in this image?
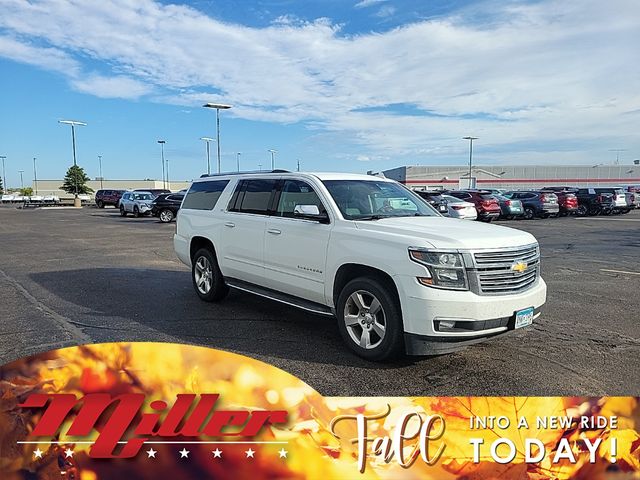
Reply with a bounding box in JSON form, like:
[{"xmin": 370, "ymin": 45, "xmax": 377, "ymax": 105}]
[{"xmin": 119, "ymin": 191, "xmax": 154, "ymax": 217}]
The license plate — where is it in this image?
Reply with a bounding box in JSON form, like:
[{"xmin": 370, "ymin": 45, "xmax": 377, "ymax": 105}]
[{"xmin": 515, "ymin": 307, "xmax": 534, "ymax": 329}]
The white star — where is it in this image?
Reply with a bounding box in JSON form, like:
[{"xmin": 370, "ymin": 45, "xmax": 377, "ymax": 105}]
[
  {"xmin": 33, "ymin": 448, "xmax": 43, "ymax": 459},
  {"xmin": 64, "ymin": 448, "xmax": 74, "ymax": 458},
  {"xmin": 212, "ymin": 448, "xmax": 222, "ymax": 458},
  {"xmin": 245, "ymin": 448, "xmax": 255, "ymax": 458},
  {"xmin": 179, "ymin": 448, "xmax": 190, "ymax": 458},
  {"xmin": 146, "ymin": 448, "xmax": 157, "ymax": 458},
  {"xmin": 278, "ymin": 448, "xmax": 288, "ymax": 459}
]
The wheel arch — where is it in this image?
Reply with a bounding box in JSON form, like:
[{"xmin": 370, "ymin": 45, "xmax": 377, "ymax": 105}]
[
  {"xmin": 332, "ymin": 263, "xmax": 401, "ymax": 310},
  {"xmin": 190, "ymin": 236, "xmax": 216, "ymax": 261}
]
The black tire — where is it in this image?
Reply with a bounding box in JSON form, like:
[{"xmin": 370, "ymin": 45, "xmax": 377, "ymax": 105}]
[
  {"xmin": 191, "ymin": 248, "xmax": 229, "ymax": 302},
  {"xmin": 336, "ymin": 277, "xmax": 403, "ymax": 361},
  {"xmin": 159, "ymin": 209, "xmax": 174, "ymax": 223},
  {"xmin": 524, "ymin": 207, "xmax": 535, "ymax": 220},
  {"xmin": 97, "ymin": 200, "xmax": 104, "ymax": 209},
  {"xmin": 576, "ymin": 205, "xmax": 587, "ymax": 216},
  {"xmin": 133, "ymin": 206, "xmax": 140, "ymax": 218},
  {"xmin": 120, "ymin": 205, "xmax": 127, "ymax": 217}
]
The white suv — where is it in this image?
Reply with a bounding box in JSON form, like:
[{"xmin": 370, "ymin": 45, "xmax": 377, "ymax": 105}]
[{"xmin": 174, "ymin": 172, "xmax": 546, "ymax": 361}]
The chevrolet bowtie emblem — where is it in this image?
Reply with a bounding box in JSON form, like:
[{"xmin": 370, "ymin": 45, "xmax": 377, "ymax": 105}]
[{"xmin": 511, "ymin": 260, "xmax": 528, "ymax": 273}]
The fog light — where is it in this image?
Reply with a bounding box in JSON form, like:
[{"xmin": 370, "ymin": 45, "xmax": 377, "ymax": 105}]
[{"xmin": 439, "ymin": 320, "xmax": 456, "ymax": 330}]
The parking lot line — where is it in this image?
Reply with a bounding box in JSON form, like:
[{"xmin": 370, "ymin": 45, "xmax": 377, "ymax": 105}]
[
  {"xmin": 600, "ymin": 269, "xmax": 640, "ymax": 276},
  {"xmin": 575, "ymin": 217, "xmax": 640, "ymax": 222}
]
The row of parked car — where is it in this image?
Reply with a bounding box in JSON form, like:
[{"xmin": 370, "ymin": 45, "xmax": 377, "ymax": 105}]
[
  {"xmin": 94, "ymin": 188, "xmax": 185, "ymax": 222},
  {"xmin": 413, "ymin": 186, "xmax": 638, "ymax": 222}
]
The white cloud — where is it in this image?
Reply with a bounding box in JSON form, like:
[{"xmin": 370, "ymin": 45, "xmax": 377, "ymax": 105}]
[
  {"xmin": 354, "ymin": 0, "xmax": 387, "ymax": 8},
  {"xmin": 375, "ymin": 5, "xmax": 396, "ymax": 18},
  {"xmin": 0, "ymin": 0, "xmax": 638, "ymax": 162}
]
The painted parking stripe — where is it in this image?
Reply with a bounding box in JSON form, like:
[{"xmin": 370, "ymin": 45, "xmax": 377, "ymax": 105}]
[{"xmin": 600, "ymin": 269, "xmax": 640, "ymax": 276}]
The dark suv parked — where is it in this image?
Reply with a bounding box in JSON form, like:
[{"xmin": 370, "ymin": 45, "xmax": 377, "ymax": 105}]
[
  {"xmin": 504, "ymin": 191, "xmax": 559, "ymax": 219},
  {"xmin": 447, "ymin": 190, "xmax": 501, "ymax": 222},
  {"xmin": 151, "ymin": 193, "xmax": 185, "ymax": 223},
  {"xmin": 133, "ymin": 188, "xmax": 171, "ymax": 198},
  {"xmin": 574, "ymin": 188, "xmax": 615, "ymax": 216},
  {"xmin": 94, "ymin": 189, "xmax": 126, "ymax": 208},
  {"xmin": 413, "ymin": 190, "xmax": 449, "ymax": 216}
]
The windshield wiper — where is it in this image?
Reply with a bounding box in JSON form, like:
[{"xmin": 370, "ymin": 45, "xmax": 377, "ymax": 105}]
[{"xmin": 353, "ymin": 214, "xmax": 388, "ymax": 221}]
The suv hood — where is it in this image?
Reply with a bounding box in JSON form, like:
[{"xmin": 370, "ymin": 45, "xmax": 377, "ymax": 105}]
[{"xmin": 354, "ymin": 216, "xmax": 536, "ymax": 250}]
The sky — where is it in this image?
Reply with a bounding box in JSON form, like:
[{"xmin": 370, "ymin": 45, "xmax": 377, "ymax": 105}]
[{"xmin": 0, "ymin": 0, "xmax": 639, "ymax": 187}]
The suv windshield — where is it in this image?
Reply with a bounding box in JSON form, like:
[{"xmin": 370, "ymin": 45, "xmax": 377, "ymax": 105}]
[
  {"xmin": 132, "ymin": 193, "xmax": 152, "ymax": 201},
  {"xmin": 323, "ymin": 180, "xmax": 439, "ymax": 220}
]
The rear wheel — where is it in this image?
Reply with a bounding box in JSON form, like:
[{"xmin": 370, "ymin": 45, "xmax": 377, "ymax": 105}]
[
  {"xmin": 159, "ymin": 209, "xmax": 174, "ymax": 223},
  {"xmin": 96, "ymin": 200, "xmax": 104, "ymax": 208},
  {"xmin": 120, "ymin": 205, "xmax": 127, "ymax": 217},
  {"xmin": 336, "ymin": 277, "xmax": 403, "ymax": 361},
  {"xmin": 191, "ymin": 248, "xmax": 229, "ymax": 302},
  {"xmin": 524, "ymin": 207, "xmax": 535, "ymax": 220}
]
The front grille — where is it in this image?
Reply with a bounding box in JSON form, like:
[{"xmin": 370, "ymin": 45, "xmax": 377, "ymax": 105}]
[{"xmin": 472, "ymin": 244, "xmax": 539, "ymax": 295}]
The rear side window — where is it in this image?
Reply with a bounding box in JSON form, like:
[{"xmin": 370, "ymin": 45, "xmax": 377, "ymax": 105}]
[
  {"xmin": 276, "ymin": 180, "xmax": 326, "ymax": 218},
  {"xmin": 182, "ymin": 180, "xmax": 229, "ymax": 210},
  {"xmin": 230, "ymin": 179, "xmax": 277, "ymax": 215}
]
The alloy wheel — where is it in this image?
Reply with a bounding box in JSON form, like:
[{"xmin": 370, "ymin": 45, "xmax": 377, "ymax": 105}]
[
  {"xmin": 194, "ymin": 256, "xmax": 213, "ymax": 294},
  {"xmin": 343, "ymin": 290, "xmax": 386, "ymax": 349},
  {"xmin": 160, "ymin": 210, "xmax": 173, "ymax": 222}
]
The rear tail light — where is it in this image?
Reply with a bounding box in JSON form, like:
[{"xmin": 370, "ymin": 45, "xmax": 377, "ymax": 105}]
[
  {"xmin": 452, "ymin": 205, "xmax": 465, "ymax": 210},
  {"xmin": 631, "ymin": 194, "xmax": 636, "ymax": 202},
  {"xmin": 505, "ymin": 200, "xmax": 512, "ymax": 206}
]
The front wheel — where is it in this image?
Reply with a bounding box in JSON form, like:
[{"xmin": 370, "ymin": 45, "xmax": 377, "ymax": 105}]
[
  {"xmin": 524, "ymin": 207, "xmax": 535, "ymax": 220},
  {"xmin": 97, "ymin": 200, "xmax": 104, "ymax": 208},
  {"xmin": 133, "ymin": 206, "xmax": 140, "ymax": 218},
  {"xmin": 120, "ymin": 206, "xmax": 127, "ymax": 217},
  {"xmin": 159, "ymin": 209, "xmax": 174, "ymax": 223},
  {"xmin": 336, "ymin": 277, "xmax": 403, "ymax": 361},
  {"xmin": 192, "ymin": 248, "xmax": 229, "ymax": 302}
]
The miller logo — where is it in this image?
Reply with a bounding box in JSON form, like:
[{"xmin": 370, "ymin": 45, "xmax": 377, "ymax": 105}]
[
  {"xmin": 18, "ymin": 393, "xmax": 288, "ymax": 458},
  {"xmin": 510, "ymin": 260, "xmax": 528, "ymax": 273}
]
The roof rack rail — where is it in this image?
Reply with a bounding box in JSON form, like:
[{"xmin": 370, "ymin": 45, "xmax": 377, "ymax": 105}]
[{"xmin": 199, "ymin": 169, "xmax": 290, "ymax": 178}]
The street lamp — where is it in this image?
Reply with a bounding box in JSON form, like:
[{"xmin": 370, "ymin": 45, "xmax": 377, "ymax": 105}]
[
  {"xmin": 59, "ymin": 120, "xmax": 87, "ymax": 207},
  {"xmin": 98, "ymin": 155, "xmax": 103, "ymax": 189},
  {"xmin": 268, "ymin": 149, "xmax": 277, "ymax": 170},
  {"xmin": 462, "ymin": 136, "xmax": 478, "ymax": 189},
  {"xmin": 203, "ymin": 103, "xmax": 232, "ymax": 174},
  {"xmin": 258, "ymin": 163, "xmax": 262, "ymax": 171},
  {"xmin": 200, "ymin": 137, "xmax": 215, "ymax": 175},
  {"xmin": 609, "ymin": 149, "xmax": 626, "ymax": 165},
  {"xmin": 33, "ymin": 157, "xmax": 38, "ymax": 194},
  {"xmin": 157, "ymin": 140, "xmax": 166, "ymax": 189},
  {"xmin": 18, "ymin": 170, "xmax": 24, "ymax": 190},
  {"xmin": 0, "ymin": 156, "xmax": 6, "ymax": 193},
  {"xmin": 236, "ymin": 152, "xmax": 241, "ymax": 172},
  {"xmin": 166, "ymin": 155, "xmax": 170, "ymax": 191}
]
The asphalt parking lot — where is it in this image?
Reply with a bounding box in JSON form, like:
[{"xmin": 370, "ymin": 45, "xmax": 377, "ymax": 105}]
[{"xmin": 0, "ymin": 206, "xmax": 639, "ymax": 396}]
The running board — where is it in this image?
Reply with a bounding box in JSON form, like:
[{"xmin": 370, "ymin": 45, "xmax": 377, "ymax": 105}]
[{"xmin": 225, "ymin": 278, "xmax": 334, "ymax": 317}]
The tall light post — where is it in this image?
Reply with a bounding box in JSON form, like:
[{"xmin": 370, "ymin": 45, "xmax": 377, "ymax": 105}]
[
  {"xmin": 609, "ymin": 149, "xmax": 626, "ymax": 165},
  {"xmin": 166, "ymin": 155, "xmax": 170, "ymax": 191},
  {"xmin": 200, "ymin": 137, "xmax": 215, "ymax": 175},
  {"xmin": 33, "ymin": 157, "xmax": 38, "ymax": 194},
  {"xmin": 18, "ymin": 170, "xmax": 24, "ymax": 190},
  {"xmin": 98, "ymin": 155, "xmax": 103, "ymax": 189},
  {"xmin": 236, "ymin": 152, "xmax": 241, "ymax": 172},
  {"xmin": 258, "ymin": 163, "xmax": 262, "ymax": 171},
  {"xmin": 296, "ymin": 159, "xmax": 300, "ymax": 172},
  {"xmin": 268, "ymin": 149, "xmax": 277, "ymax": 170},
  {"xmin": 59, "ymin": 120, "xmax": 87, "ymax": 207},
  {"xmin": 203, "ymin": 103, "xmax": 232, "ymax": 174},
  {"xmin": 0, "ymin": 156, "xmax": 7, "ymax": 193},
  {"xmin": 463, "ymin": 136, "xmax": 478, "ymax": 189},
  {"xmin": 157, "ymin": 140, "xmax": 166, "ymax": 189}
]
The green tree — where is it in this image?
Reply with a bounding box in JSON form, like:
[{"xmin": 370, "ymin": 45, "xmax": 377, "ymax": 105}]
[
  {"xmin": 60, "ymin": 165, "xmax": 93, "ymax": 195},
  {"xmin": 19, "ymin": 187, "xmax": 34, "ymax": 196}
]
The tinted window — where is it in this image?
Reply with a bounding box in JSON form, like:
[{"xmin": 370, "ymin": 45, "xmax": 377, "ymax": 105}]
[
  {"xmin": 276, "ymin": 180, "xmax": 326, "ymax": 218},
  {"xmin": 236, "ymin": 179, "xmax": 277, "ymax": 214},
  {"xmin": 166, "ymin": 195, "xmax": 184, "ymax": 202},
  {"xmin": 182, "ymin": 180, "xmax": 229, "ymax": 210}
]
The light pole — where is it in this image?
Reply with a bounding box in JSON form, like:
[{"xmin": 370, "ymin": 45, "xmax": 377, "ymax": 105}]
[
  {"xmin": 203, "ymin": 103, "xmax": 232, "ymax": 174},
  {"xmin": 236, "ymin": 152, "xmax": 241, "ymax": 172},
  {"xmin": 19, "ymin": 170, "xmax": 24, "ymax": 190},
  {"xmin": 200, "ymin": 137, "xmax": 215, "ymax": 175},
  {"xmin": 98, "ymin": 155, "xmax": 103, "ymax": 189},
  {"xmin": 157, "ymin": 140, "xmax": 166, "ymax": 189},
  {"xmin": 609, "ymin": 149, "xmax": 626, "ymax": 165},
  {"xmin": 297, "ymin": 159, "xmax": 300, "ymax": 172},
  {"xmin": 1, "ymin": 156, "xmax": 7, "ymax": 193},
  {"xmin": 268, "ymin": 149, "xmax": 277, "ymax": 170},
  {"xmin": 166, "ymin": 155, "xmax": 170, "ymax": 191},
  {"xmin": 463, "ymin": 136, "xmax": 478, "ymax": 189},
  {"xmin": 59, "ymin": 120, "xmax": 87, "ymax": 207},
  {"xmin": 258, "ymin": 163, "xmax": 262, "ymax": 171},
  {"xmin": 33, "ymin": 157, "xmax": 38, "ymax": 194}
]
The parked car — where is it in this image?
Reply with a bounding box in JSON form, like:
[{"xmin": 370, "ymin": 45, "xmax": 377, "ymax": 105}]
[
  {"xmin": 133, "ymin": 188, "xmax": 171, "ymax": 198},
  {"xmin": 413, "ymin": 190, "xmax": 449, "ymax": 216},
  {"xmin": 593, "ymin": 188, "xmax": 631, "ymax": 214},
  {"xmin": 540, "ymin": 187, "xmax": 579, "ymax": 216},
  {"xmin": 42, "ymin": 195, "xmax": 60, "ymax": 204},
  {"xmin": 1, "ymin": 194, "xmax": 15, "ymax": 203},
  {"xmin": 95, "ymin": 189, "xmax": 126, "ymax": 208},
  {"xmin": 151, "ymin": 193, "xmax": 185, "ymax": 223},
  {"xmin": 119, "ymin": 191, "xmax": 155, "ymax": 217},
  {"xmin": 441, "ymin": 194, "xmax": 477, "ymax": 220},
  {"xmin": 481, "ymin": 188, "xmax": 507, "ymax": 196},
  {"xmin": 494, "ymin": 194, "xmax": 524, "ymax": 219},
  {"xmin": 447, "ymin": 190, "xmax": 501, "ymax": 222},
  {"xmin": 175, "ymin": 172, "xmax": 546, "ymax": 360},
  {"xmin": 503, "ymin": 191, "xmax": 559, "ymax": 219},
  {"xmin": 574, "ymin": 188, "xmax": 615, "ymax": 216},
  {"xmin": 620, "ymin": 185, "xmax": 640, "ymax": 208}
]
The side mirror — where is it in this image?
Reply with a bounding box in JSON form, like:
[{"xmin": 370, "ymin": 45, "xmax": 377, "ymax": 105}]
[{"xmin": 293, "ymin": 205, "xmax": 329, "ymax": 223}]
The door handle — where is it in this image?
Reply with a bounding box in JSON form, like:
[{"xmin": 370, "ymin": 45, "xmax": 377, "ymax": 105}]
[
  {"xmin": 224, "ymin": 222, "xmax": 235, "ymax": 228},
  {"xmin": 267, "ymin": 229, "xmax": 281, "ymax": 235}
]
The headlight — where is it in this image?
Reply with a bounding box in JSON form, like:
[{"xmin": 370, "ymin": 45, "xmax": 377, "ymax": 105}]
[{"xmin": 408, "ymin": 248, "xmax": 468, "ymax": 290}]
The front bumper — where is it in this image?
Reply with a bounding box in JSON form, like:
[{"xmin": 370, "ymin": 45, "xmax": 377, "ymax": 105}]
[{"xmin": 394, "ymin": 274, "xmax": 547, "ymax": 353}]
